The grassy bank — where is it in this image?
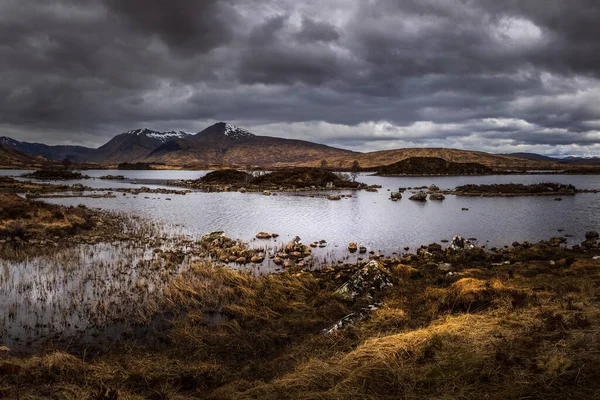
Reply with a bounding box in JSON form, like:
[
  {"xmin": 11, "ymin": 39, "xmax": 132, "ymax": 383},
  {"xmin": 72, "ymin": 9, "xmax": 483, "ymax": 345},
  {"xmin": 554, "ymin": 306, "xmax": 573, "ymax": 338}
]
[{"xmin": 0, "ymin": 239, "xmax": 599, "ymax": 399}]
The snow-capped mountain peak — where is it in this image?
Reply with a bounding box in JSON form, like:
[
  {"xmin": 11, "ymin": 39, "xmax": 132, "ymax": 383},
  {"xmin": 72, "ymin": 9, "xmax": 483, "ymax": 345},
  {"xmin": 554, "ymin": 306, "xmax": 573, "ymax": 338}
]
[
  {"xmin": 124, "ymin": 129, "xmax": 191, "ymax": 142},
  {"xmin": 0, "ymin": 136, "xmax": 20, "ymax": 147},
  {"xmin": 222, "ymin": 123, "xmax": 255, "ymax": 139}
]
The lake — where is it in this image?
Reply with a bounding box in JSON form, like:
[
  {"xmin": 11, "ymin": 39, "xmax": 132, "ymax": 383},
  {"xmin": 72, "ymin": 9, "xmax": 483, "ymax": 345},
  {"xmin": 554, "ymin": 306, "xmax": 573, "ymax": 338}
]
[{"xmin": 9, "ymin": 169, "xmax": 600, "ymax": 252}]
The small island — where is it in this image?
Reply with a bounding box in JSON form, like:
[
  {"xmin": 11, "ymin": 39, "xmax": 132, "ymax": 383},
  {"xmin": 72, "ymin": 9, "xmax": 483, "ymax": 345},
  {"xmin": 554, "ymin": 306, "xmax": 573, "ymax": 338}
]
[{"xmin": 175, "ymin": 167, "xmax": 366, "ymax": 192}]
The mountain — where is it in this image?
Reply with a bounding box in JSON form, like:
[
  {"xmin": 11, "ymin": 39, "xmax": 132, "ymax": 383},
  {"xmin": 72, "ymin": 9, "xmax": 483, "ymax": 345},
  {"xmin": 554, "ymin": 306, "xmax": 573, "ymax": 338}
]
[
  {"xmin": 91, "ymin": 128, "xmax": 192, "ymax": 163},
  {"xmin": 146, "ymin": 122, "xmax": 356, "ymax": 167},
  {"xmin": 560, "ymin": 156, "xmax": 600, "ymax": 165},
  {"xmin": 0, "ymin": 136, "xmax": 95, "ymax": 162},
  {"xmin": 3, "ymin": 123, "xmax": 600, "ymax": 170},
  {"xmin": 0, "ymin": 144, "xmax": 53, "ymax": 168},
  {"xmin": 504, "ymin": 152, "xmax": 558, "ymax": 162}
]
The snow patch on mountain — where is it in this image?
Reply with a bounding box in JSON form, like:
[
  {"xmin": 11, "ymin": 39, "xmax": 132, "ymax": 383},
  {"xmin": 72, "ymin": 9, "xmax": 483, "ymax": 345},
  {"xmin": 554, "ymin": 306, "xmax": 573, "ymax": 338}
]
[
  {"xmin": 0, "ymin": 137, "xmax": 20, "ymax": 147},
  {"xmin": 124, "ymin": 128, "xmax": 191, "ymax": 142},
  {"xmin": 223, "ymin": 124, "xmax": 254, "ymax": 139}
]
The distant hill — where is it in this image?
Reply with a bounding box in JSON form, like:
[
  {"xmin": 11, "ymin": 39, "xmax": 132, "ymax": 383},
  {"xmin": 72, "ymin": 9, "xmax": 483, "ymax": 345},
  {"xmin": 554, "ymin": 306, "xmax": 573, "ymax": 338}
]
[
  {"xmin": 376, "ymin": 157, "xmax": 493, "ymax": 176},
  {"xmin": 0, "ymin": 144, "xmax": 53, "ymax": 169},
  {"xmin": 146, "ymin": 122, "xmax": 356, "ymax": 167},
  {"xmin": 0, "ymin": 136, "xmax": 95, "ymax": 162},
  {"xmin": 504, "ymin": 152, "xmax": 558, "ymax": 162},
  {"xmin": 298, "ymin": 148, "xmax": 568, "ymax": 171}
]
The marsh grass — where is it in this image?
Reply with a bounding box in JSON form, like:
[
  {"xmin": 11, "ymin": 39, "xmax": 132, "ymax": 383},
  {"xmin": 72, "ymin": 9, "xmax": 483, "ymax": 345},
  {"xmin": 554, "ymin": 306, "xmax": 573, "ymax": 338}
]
[{"xmin": 1, "ymin": 241, "xmax": 600, "ymax": 399}]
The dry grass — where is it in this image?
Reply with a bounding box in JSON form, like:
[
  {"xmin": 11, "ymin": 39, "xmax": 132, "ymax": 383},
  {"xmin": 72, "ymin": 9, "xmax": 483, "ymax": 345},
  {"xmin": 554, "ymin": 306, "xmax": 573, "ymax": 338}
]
[{"xmin": 1, "ymin": 248, "xmax": 600, "ymax": 399}]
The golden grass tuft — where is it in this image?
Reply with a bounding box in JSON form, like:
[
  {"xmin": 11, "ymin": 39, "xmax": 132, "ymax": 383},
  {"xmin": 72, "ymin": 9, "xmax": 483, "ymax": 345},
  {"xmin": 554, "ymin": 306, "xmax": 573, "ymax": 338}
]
[{"xmin": 425, "ymin": 278, "xmax": 531, "ymax": 313}]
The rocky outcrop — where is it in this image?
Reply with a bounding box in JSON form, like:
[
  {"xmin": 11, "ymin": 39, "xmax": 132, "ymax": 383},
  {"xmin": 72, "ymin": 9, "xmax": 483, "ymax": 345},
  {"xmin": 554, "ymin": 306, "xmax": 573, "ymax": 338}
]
[{"xmin": 334, "ymin": 260, "xmax": 393, "ymax": 301}]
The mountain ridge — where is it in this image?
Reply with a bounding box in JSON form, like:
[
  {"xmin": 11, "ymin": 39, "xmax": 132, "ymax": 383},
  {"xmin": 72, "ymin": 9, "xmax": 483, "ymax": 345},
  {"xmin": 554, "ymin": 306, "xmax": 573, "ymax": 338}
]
[{"xmin": 1, "ymin": 123, "xmax": 600, "ymax": 170}]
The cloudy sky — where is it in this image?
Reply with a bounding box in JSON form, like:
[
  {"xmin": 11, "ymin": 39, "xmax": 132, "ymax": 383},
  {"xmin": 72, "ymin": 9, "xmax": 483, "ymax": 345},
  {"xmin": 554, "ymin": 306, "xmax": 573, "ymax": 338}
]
[{"xmin": 1, "ymin": 0, "xmax": 600, "ymax": 157}]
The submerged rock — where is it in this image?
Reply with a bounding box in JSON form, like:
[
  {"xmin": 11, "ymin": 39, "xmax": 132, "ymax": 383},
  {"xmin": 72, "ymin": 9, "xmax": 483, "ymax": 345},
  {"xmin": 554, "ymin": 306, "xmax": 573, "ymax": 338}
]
[{"xmin": 334, "ymin": 260, "xmax": 393, "ymax": 301}]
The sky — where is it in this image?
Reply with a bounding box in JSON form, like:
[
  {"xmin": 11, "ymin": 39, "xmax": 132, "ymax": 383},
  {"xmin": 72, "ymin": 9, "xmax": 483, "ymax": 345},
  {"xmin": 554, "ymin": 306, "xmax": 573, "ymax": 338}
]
[{"xmin": 1, "ymin": 0, "xmax": 600, "ymax": 157}]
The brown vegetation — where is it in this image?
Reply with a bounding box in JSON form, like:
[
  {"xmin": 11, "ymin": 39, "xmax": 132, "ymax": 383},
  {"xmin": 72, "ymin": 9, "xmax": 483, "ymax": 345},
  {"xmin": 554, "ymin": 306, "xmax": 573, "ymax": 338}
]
[
  {"xmin": 453, "ymin": 182, "xmax": 577, "ymax": 196},
  {"xmin": 376, "ymin": 157, "xmax": 493, "ymax": 176},
  {"xmin": 0, "ymin": 236, "xmax": 599, "ymax": 399},
  {"xmin": 179, "ymin": 168, "xmax": 363, "ymax": 192}
]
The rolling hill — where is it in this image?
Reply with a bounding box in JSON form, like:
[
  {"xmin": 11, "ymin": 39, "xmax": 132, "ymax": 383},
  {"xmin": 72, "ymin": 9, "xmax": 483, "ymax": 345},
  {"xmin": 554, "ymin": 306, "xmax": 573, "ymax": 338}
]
[
  {"xmin": 0, "ymin": 144, "xmax": 53, "ymax": 169},
  {"xmin": 296, "ymin": 148, "xmax": 568, "ymax": 171}
]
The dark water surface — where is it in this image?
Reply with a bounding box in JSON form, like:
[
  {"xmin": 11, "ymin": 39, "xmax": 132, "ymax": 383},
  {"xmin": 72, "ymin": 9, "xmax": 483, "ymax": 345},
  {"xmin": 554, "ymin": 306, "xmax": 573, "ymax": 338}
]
[{"xmin": 13, "ymin": 169, "xmax": 600, "ymax": 250}]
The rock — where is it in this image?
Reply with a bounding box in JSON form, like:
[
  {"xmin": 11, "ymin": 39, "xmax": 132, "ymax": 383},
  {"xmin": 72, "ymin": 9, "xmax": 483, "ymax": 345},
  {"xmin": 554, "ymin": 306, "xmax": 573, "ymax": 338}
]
[
  {"xmin": 462, "ymin": 208, "xmax": 469, "ymax": 211},
  {"xmin": 359, "ymin": 246, "xmax": 367, "ymax": 254},
  {"xmin": 428, "ymin": 184, "xmax": 440, "ymax": 191},
  {"xmin": 403, "ymin": 246, "xmax": 410, "ymax": 251},
  {"xmin": 273, "ymin": 257, "xmax": 283, "ymax": 265},
  {"xmin": 438, "ymin": 263, "xmax": 452, "ymax": 272},
  {"xmin": 256, "ymin": 232, "xmax": 272, "ymax": 239},
  {"xmin": 334, "ymin": 260, "xmax": 393, "ymax": 301},
  {"xmin": 555, "ymin": 197, "xmax": 562, "ymax": 201},
  {"xmin": 286, "ymin": 236, "xmax": 302, "ymax": 250},
  {"xmin": 235, "ymin": 257, "xmax": 247, "ymax": 264},
  {"xmin": 290, "ymin": 251, "xmax": 303, "ymax": 258},
  {"xmin": 310, "ymin": 242, "xmax": 318, "ymax": 248},
  {"xmin": 409, "ymin": 191, "xmax": 427, "ymax": 201},
  {"xmin": 327, "ymin": 195, "xmax": 342, "ymax": 201},
  {"xmin": 251, "ymin": 255, "xmax": 265, "ymax": 263},
  {"xmin": 263, "ymin": 191, "xmax": 271, "ymax": 196},
  {"xmin": 228, "ymin": 255, "xmax": 238, "ymax": 262},
  {"xmin": 348, "ymin": 242, "xmax": 358, "ymax": 253},
  {"xmin": 585, "ymin": 231, "xmax": 599, "ymax": 240},
  {"xmin": 324, "ymin": 303, "xmax": 383, "ymax": 334},
  {"xmin": 429, "ymin": 192, "xmax": 445, "ymax": 200},
  {"xmin": 390, "ymin": 192, "xmax": 402, "ymax": 201},
  {"xmin": 548, "ymin": 237, "xmax": 567, "ymax": 247},
  {"xmin": 428, "ymin": 243, "xmax": 443, "ymax": 253},
  {"xmin": 272, "ymin": 233, "xmax": 279, "ymax": 238},
  {"xmin": 450, "ymin": 235, "xmax": 475, "ymax": 251}
]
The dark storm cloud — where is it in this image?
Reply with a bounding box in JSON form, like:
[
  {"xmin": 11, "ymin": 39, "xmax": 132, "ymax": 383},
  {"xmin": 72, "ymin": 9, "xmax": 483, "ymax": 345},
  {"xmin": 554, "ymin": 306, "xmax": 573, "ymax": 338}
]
[
  {"xmin": 0, "ymin": 0, "xmax": 599, "ymax": 155},
  {"xmin": 104, "ymin": 0, "xmax": 238, "ymax": 53}
]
